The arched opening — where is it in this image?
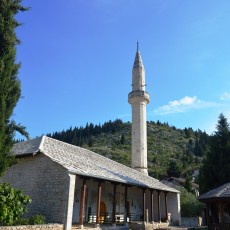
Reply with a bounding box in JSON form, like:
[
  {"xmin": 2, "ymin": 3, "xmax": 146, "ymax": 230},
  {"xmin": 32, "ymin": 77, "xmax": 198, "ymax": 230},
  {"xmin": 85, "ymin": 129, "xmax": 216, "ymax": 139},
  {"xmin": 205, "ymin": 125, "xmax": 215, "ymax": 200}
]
[{"xmin": 100, "ymin": 201, "xmax": 107, "ymax": 223}]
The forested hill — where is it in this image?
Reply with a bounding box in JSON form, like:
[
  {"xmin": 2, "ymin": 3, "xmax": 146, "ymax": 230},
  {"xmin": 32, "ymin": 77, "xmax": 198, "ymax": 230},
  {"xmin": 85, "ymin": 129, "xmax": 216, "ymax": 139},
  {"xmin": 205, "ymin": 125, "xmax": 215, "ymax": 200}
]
[{"xmin": 47, "ymin": 119, "xmax": 209, "ymax": 180}]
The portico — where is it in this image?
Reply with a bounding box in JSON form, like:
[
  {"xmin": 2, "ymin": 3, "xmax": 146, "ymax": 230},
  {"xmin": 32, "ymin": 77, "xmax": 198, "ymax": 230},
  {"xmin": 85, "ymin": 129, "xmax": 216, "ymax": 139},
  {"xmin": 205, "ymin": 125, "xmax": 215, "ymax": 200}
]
[{"xmin": 71, "ymin": 175, "xmax": 180, "ymax": 229}]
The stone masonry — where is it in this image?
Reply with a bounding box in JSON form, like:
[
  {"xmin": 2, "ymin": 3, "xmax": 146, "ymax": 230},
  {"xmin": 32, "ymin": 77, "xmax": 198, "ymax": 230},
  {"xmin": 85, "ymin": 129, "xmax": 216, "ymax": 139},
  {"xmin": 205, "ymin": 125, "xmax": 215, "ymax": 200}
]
[
  {"xmin": 0, "ymin": 153, "xmax": 71, "ymax": 224},
  {"xmin": 0, "ymin": 224, "xmax": 63, "ymax": 230},
  {"xmin": 128, "ymin": 45, "xmax": 150, "ymax": 175}
]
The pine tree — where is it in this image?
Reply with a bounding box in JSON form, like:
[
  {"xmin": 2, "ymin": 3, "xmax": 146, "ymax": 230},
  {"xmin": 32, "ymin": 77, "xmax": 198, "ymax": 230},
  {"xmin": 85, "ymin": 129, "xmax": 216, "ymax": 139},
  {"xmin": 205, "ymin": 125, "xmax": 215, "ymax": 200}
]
[
  {"xmin": 167, "ymin": 160, "xmax": 182, "ymax": 178},
  {"xmin": 184, "ymin": 175, "xmax": 193, "ymax": 193},
  {"xmin": 88, "ymin": 137, "xmax": 93, "ymax": 147},
  {"xmin": 0, "ymin": 0, "xmax": 28, "ymax": 176},
  {"xmin": 120, "ymin": 134, "xmax": 125, "ymax": 145},
  {"xmin": 199, "ymin": 113, "xmax": 230, "ymax": 193}
]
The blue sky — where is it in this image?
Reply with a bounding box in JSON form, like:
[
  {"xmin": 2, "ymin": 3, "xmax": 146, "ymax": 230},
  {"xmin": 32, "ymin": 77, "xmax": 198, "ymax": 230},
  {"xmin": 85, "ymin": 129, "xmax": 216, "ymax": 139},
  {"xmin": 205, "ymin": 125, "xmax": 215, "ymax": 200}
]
[{"xmin": 14, "ymin": 0, "xmax": 230, "ymax": 138}]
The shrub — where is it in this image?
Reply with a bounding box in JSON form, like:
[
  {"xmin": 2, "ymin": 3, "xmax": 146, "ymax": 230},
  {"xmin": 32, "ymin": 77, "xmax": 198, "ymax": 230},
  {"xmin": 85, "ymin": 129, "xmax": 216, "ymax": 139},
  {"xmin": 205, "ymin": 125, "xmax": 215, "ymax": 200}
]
[
  {"xmin": 14, "ymin": 215, "xmax": 45, "ymax": 225},
  {"xmin": 29, "ymin": 215, "xmax": 46, "ymax": 225},
  {"xmin": 0, "ymin": 183, "xmax": 32, "ymax": 225},
  {"xmin": 14, "ymin": 218, "xmax": 29, "ymax": 225},
  {"xmin": 180, "ymin": 189, "xmax": 204, "ymax": 217}
]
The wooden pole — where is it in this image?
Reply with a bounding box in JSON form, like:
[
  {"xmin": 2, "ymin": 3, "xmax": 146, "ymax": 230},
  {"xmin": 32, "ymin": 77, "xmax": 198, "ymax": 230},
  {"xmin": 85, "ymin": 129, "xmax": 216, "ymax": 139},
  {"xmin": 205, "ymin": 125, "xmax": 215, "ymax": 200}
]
[
  {"xmin": 143, "ymin": 189, "xmax": 146, "ymax": 222},
  {"xmin": 151, "ymin": 190, "xmax": 154, "ymax": 222},
  {"xmin": 125, "ymin": 186, "xmax": 128, "ymax": 223},
  {"xmin": 96, "ymin": 181, "xmax": 102, "ymax": 224},
  {"xmin": 112, "ymin": 183, "xmax": 117, "ymax": 224},
  {"xmin": 206, "ymin": 203, "xmax": 210, "ymax": 227},
  {"xmin": 158, "ymin": 191, "xmax": 161, "ymax": 223},
  {"xmin": 164, "ymin": 192, "xmax": 168, "ymax": 222},
  {"xmin": 79, "ymin": 179, "xmax": 86, "ymax": 226},
  {"xmin": 218, "ymin": 200, "xmax": 224, "ymax": 224}
]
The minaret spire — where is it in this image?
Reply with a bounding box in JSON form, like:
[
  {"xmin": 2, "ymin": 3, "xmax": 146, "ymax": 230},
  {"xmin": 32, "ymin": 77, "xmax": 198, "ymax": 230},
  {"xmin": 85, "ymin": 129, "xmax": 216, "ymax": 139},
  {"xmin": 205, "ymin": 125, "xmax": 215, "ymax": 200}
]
[
  {"xmin": 128, "ymin": 44, "xmax": 150, "ymax": 175},
  {"xmin": 133, "ymin": 44, "xmax": 143, "ymax": 70}
]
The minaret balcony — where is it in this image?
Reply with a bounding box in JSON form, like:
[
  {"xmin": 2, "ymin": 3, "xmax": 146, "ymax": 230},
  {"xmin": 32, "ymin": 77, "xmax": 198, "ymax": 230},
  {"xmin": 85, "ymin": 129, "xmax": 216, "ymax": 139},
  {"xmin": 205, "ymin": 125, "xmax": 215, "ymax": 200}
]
[{"xmin": 128, "ymin": 90, "xmax": 150, "ymax": 104}]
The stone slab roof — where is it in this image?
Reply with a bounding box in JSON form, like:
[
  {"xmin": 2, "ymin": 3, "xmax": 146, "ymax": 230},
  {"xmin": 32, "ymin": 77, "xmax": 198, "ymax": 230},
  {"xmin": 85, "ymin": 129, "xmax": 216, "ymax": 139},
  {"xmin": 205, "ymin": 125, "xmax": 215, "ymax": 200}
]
[
  {"xmin": 13, "ymin": 136, "xmax": 178, "ymax": 193},
  {"xmin": 199, "ymin": 182, "xmax": 230, "ymax": 200}
]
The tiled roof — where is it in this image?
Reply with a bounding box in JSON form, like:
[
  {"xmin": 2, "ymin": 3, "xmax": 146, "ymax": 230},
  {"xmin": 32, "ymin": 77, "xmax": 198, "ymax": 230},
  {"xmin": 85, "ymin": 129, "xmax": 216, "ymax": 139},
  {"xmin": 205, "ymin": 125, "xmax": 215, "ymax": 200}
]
[
  {"xmin": 199, "ymin": 182, "xmax": 230, "ymax": 200},
  {"xmin": 13, "ymin": 136, "xmax": 178, "ymax": 193},
  {"xmin": 13, "ymin": 136, "xmax": 43, "ymax": 156}
]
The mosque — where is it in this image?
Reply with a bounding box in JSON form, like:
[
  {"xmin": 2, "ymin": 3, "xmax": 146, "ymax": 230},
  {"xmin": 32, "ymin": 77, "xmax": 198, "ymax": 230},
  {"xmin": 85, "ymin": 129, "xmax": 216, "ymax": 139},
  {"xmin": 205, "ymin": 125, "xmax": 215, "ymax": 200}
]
[{"xmin": 1, "ymin": 45, "xmax": 181, "ymax": 230}]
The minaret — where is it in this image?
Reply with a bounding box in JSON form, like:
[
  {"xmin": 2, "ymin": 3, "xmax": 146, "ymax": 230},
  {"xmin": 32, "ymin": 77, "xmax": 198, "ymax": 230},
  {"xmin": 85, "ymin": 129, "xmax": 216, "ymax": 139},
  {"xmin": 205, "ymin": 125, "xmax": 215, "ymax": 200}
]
[{"xmin": 128, "ymin": 43, "xmax": 150, "ymax": 175}]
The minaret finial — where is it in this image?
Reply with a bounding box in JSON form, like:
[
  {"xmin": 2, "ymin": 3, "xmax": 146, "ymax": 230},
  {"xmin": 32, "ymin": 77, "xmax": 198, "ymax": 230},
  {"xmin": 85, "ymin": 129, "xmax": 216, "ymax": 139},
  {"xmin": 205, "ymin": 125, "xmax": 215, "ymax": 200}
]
[{"xmin": 137, "ymin": 41, "xmax": 139, "ymax": 52}]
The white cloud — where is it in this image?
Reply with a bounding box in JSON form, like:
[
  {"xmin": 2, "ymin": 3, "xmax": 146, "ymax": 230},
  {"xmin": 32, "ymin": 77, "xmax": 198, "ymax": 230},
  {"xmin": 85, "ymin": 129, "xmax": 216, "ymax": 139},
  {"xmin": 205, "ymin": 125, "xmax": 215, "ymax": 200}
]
[
  {"xmin": 154, "ymin": 96, "xmax": 220, "ymax": 115},
  {"xmin": 220, "ymin": 92, "xmax": 230, "ymax": 100}
]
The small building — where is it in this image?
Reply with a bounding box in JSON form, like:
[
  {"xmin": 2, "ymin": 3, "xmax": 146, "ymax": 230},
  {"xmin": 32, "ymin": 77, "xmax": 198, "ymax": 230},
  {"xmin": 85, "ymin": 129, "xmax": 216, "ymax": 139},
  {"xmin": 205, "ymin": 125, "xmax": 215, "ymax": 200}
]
[
  {"xmin": 191, "ymin": 167, "xmax": 199, "ymax": 179},
  {"xmin": 199, "ymin": 182, "xmax": 230, "ymax": 230},
  {"xmin": 1, "ymin": 136, "xmax": 180, "ymax": 230}
]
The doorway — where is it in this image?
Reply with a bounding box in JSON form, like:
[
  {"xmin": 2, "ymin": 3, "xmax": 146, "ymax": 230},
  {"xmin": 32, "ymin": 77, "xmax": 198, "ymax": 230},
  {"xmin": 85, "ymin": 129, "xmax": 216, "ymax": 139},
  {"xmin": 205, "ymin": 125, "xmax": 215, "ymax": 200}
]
[{"xmin": 100, "ymin": 201, "xmax": 107, "ymax": 223}]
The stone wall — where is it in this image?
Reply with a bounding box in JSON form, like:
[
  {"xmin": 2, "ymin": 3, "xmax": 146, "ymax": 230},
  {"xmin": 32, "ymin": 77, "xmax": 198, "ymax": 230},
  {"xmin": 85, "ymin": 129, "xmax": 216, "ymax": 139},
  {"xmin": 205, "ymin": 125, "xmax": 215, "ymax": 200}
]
[
  {"xmin": 181, "ymin": 217, "xmax": 202, "ymax": 227},
  {"xmin": 168, "ymin": 192, "xmax": 181, "ymax": 225},
  {"xmin": 0, "ymin": 224, "xmax": 63, "ymax": 230},
  {"xmin": 0, "ymin": 154, "xmax": 70, "ymax": 224}
]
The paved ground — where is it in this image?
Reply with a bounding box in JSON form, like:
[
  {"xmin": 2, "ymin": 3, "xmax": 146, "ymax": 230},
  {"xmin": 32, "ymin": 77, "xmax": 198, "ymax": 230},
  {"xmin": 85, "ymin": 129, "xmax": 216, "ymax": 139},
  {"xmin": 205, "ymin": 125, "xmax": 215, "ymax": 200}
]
[
  {"xmin": 72, "ymin": 224, "xmax": 208, "ymax": 230},
  {"xmin": 167, "ymin": 227, "xmax": 207, "ymax": 230}
]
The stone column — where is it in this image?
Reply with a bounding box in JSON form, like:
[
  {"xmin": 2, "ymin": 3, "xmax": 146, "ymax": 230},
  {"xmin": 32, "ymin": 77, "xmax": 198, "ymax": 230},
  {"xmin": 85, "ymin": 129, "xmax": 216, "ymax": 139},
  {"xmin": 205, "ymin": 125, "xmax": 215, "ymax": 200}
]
[
  {"xmin": 64, "ymin": 174, "xmax": 76, "ymax": 230},
  {"xmin": 79, "ymin": 179, "xmax": 87, "ymax": 228}
]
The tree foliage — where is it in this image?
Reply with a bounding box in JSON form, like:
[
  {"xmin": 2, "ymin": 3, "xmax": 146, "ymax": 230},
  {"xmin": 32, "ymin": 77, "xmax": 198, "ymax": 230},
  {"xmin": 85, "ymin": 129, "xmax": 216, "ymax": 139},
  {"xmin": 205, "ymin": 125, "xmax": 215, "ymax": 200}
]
[
  {"xmin": 180, "ymin": 188, "xmax": 203, "ymax": 217},
  {"xmin": 167, "ymin": 160, "xmax": 182, "ymax": 178},
  {"xmin": 48, "ymin": 119, "xmax": 209, "ymax": 179},
  {"xmin": 184, "ymin": 174, "xmax": 193, "ymax": 193},
  {"xmin": 0, "ymin": 183, "xmax": 31, "ymax": 225},
  {"xmin": 47, "ymin": 119, "xmax": 124, "ymax": 146},
  {"xmin": 0, "ymin": 0, "xmax": 29, "ymax": 176},
  {"xmin": 199, "ymin": 113, "xmax": 230, "ymax": 193}
]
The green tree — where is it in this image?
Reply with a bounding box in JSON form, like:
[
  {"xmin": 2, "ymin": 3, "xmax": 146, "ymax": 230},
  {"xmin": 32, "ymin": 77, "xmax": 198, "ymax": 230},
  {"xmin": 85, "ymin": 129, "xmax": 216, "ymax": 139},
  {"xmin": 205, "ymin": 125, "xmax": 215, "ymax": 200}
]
[
  {"xmin": 0, "ymin": 183, "xmax": 31, "ymax": 225},
  {"xmin": 88, "ymin": 137, "xmax": 93, "ymax": 147},
  {"xmin": 180, "ymin": 188, "xmax": 203, "ymax": 217},
  {"xmin": 0, "ymin": 0, "xmax": 29, "ymax": 176},
  {"xmin": 199, "ymin": 113, "xmax": 230, "ymax": 193},
  {"xmin": 167, "ymin": 159, "xmax": 182, "ymax": 177},
  {"xmin": 120, "ymin": 134, "xmax": 125, "ymax": 145},
  {"xmin": 184, "ymin": 174, "xmax": 193, "ymax": 193}
]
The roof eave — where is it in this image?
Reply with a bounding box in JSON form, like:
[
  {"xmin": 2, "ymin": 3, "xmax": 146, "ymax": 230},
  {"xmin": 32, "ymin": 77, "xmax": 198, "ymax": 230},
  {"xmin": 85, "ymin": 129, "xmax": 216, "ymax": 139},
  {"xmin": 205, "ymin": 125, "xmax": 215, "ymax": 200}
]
[
  {"xmin": 68, "ymin": 170, "xmax": 179, "ymax": 194},
  {"xmin": 16, "ymin": 150, "xmax": 41, "ymax": 158}
]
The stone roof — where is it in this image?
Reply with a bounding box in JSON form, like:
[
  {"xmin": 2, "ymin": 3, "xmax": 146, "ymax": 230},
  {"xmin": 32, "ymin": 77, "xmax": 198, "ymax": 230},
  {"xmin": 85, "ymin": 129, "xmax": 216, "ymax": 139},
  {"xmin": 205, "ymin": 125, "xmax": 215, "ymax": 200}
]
[
  {"xmin": 199, "ymin": 182, "xmax": 230, "ymax": 200},
  {"xmin": 13, "ymin": 136, "xmax": 178, "ymax": 193}
]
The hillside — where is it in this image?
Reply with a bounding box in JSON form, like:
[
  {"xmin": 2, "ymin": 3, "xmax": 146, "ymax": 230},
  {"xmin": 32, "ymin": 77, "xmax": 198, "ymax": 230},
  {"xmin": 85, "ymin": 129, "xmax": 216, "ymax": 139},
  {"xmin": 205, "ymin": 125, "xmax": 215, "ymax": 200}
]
[{"xmin": 47, "ymin": 119, "xmax": 209, "ymax": 180}]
